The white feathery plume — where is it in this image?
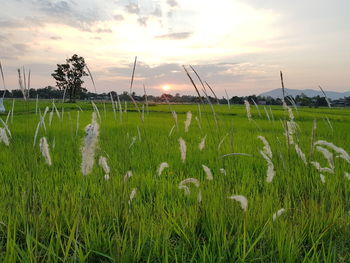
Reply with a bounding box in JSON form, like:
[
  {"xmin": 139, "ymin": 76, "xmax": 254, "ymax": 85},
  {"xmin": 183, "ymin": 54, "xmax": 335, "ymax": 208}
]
[
  {"xmin": 124, "ymin": 171, "xmax": 133, "ymax": 182},
  {"xmin": 0, "ymin": 127, "xmax": 9, "ymax": 146},
  {"xmin": 320, "ymin": 174, "xmax": 325, "ymax": 184},
  {"xmin": 316, "ymin": 146, "xmax": 334, "ymax": 169},
  {"xmin": 345, "ymin": 172, "xmax": 350, "ymax": 180},
  {"xmin": 81, "ymin": 112, "xmax": 99, "ymax": 176},
  {"xmin": 39, "ymin": 137, "xmax": 52, "ymax": 166},
  {"xmin": 310, "ymin": 161, "xmax": 334, "ymax": 174},
  {"xmin": 128, "ymin": 188, "xmax": 137, "ymax": 206},
  {"xmin": 244, "ymin": 100, "xmax": 252, "ymax": 121},
  {"xmin": 184, "ymin": 111, "xmax": 192, "ymax": 132},
  {"xmin": 258, "ymin": 136, "xmax": 275, "ymax": 183},
  {"xmin": 198, "ymin": 135, "xmax": 207, "ymax": 151},
  {"xmin": 157, "ymin": 162, "xmax": 169, "ymax": 176},
  {"xmin": 258, "ymin": 135, "xmax": 272, "ymax": 159},
  {"xmin": 260, "ymin": 150, "xmax": 275, "ymax": 183},
  {"xmin": 178, "ymin": 178, "xmax": 201, "ymax": 201},
  {"xmin": 283, "ymin": 100, "xmax": 294, "ymax": 121},
  {"xmin": 0, "ymin": 116, "xmax": 11, "ymax": 137},
  {"xmin": 294, "ymin": 144, "xmax": 307, "ymax": 165},
  {"xmin": 314, "ymin": 140, "xmax": 350, "ymax": 164},
  {"xmin": 284, "ymin": 121, "xmax": 295, "ymax": 145},
  {"xmin": 228, "ymin": 195, "xmax": 248, "ymax": 212},
  {"xmin": 272, "ymin": 208, "xmax": 286, "ymax": 221},
  {"xmin": 179, "ymin": 178, "xmax": 200, "ymax": 188},
  {"xmin": 202, "ymin": 164, "xmax": 213, "ymax": 180},
  {"xmin": 220, "ymin": 168, "xmax": 226, "ymax": 176},
  {"xmin": 98, "ymin": 156, "xmax": 110, "ymax": 180},
  {"xmin": 287, "ymin": 121, "xmax": 297, "ymax": 135},
  {"xmin": 178, "ymin": 137, "xmax": 186, "ymax": 163}
]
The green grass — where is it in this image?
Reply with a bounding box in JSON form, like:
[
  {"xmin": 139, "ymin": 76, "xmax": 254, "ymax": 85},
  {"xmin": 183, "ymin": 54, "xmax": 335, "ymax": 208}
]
[{"xmin": 0, "ymin": 99, "xmax": 349, "ymax": 262}]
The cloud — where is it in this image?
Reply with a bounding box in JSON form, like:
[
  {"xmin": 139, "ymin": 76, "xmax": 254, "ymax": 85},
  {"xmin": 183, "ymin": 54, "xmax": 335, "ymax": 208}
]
[
  {"xmin": 32, "ymin": 0, "xmax": 107, "ymax": 32},
  {"xmin": 137, "ymin": 17, "xmax": 148, "ymax": 27},
  {"xmin": 37, "ymin": 0, "xmax": 72, "ymax": 16},
  {"xmin": 0, "ymin": 34, "xmax": 7, "ymax": 41},
  {"xmin": 0, "ymin": 20, "xmax": 24, "ymax": 28},
  {"xmin": 113, "ymin": 14, "xmax": 124, "ymax": 21},
  {"xmin": 50, "ymin": 36, "xmax": 62, "ymax": 40},
  {"xmin": 125, "ymin": 3, "xmax": 140, "ymax": 14},
  {"xmin": 152, "ymin": 7, "xmax": 162, "ymax": 17},
  {"xmin": 91, "ymin": 36, "xmax": 101, "ymax": 40},
  {"xmin": 96, "ymin": 28, "xmax": 113, "ymax": 33},
  {"xmin": 167, "ymin": 0, "xmax": 178, "ymax": 7},
  {"xmin": 12, "ymin": 43, "xmax": 29, "ymax": 52},
  {"xmin": 0, "ymin": 43, "xmax": 30, "ymax": 60},
  {"xmin": 156, "ymin": 32, "xmax": 192, "ymax": 40},
  {"xmin": 105, "ymin": 61, "xmax": 271, "ymax": 89}
]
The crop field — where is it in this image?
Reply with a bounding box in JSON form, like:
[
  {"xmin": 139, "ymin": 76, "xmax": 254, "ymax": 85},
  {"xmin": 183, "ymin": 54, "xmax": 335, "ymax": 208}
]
[{"xmin": 0, "ymin": 99, "xmax": 349, "ymax": 262}]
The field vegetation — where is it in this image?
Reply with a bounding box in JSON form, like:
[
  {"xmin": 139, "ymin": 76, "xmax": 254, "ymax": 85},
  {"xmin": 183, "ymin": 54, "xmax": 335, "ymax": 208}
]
[{"xmin": 0, "ymin": 99, "xmax": 349, "ymax": 262}]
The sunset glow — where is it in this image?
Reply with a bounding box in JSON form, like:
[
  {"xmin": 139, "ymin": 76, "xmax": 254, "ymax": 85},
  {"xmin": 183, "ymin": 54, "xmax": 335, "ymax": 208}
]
[
  {"xmin": 0, "ymin": 0, "xmax": 348, "ymax": 96},
  {"xmin": 162, "ymin": 85, "xmax": 171, "ymax": 92}
]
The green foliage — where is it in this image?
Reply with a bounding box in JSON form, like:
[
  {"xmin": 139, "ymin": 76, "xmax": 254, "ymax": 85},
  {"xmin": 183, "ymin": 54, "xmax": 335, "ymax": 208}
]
[
  {"xmin": 51, "ymin": 54, "xmax": 88, "ymax": 101},
  {"xmin": 0, "ymin": 100, "xmax": 349, "ymax": 262}
]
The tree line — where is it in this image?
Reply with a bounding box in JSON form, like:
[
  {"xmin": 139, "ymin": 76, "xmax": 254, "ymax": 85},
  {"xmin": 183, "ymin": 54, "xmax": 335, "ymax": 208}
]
[
  {"xmin": 1, "ymin": 54, "xmax": 349, "ymax": 107},
  {"xmin": 2, "ymin": 87, "xmax": 349, "ymax": 107}
]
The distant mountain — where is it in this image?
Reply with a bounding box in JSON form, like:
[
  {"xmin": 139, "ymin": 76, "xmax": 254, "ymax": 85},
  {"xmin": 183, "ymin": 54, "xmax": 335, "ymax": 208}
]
[{"xmin": 259, "ymin": 88, "xmax": 350, "ymax": 100}]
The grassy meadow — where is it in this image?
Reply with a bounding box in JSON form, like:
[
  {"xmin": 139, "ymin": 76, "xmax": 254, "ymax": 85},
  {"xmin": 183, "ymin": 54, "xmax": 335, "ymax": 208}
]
[{"xmin": 0, "ymin": 99, "xmax": 350, "ymax": 262}]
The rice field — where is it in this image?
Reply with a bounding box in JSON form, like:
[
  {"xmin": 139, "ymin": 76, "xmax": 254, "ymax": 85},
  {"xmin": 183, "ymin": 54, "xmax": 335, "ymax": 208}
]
[{"xmin": 0, "ymin": 99, "xmax": 350, "ymax": 262}]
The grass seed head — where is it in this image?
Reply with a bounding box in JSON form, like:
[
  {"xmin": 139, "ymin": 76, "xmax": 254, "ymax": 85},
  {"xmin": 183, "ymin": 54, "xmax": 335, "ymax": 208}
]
[
  {"xmin": 184, "ymin": 111, "xmax": 192, "ymax": 132},
  {"xmin": 158, "ymin": 162, "xmax": 169, "ymax": 176},
  {"xmin": 202, "ymin": 164, "xmax": 213, "ymax": 180},
  {"xmin": 81, "ymin": 112, "xmax": 99, "ymax": 176},
  {"xmin": 39, "ymin": 137, "xmax": 52, "ymax": 166},
  {"xmin": 228, "ymin": 195, "xmax": 248, "ymax": 212},
  {"xmin": 178, "ymin": 137, "xmax": 186, "ymax": 163},
  {"xmin": 273, "ymin": 208, "xmax": 286, "ymax": 221},
  {"xmin": 0, "ymin": 127, "xmax": 9, "ymax": 146},
  {"xmin": 198, "ymin": 135, "xmax": 206, "ymax": 151}
]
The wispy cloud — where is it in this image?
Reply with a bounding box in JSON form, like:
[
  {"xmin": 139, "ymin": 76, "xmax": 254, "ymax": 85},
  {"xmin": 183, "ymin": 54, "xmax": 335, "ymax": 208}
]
[
  {"xmin": 156, "ymin": 32, "xmax": 192, "ymax": 40},
  {"xmin": 125, "ymin": 3, "xmax": 140, "ymax": 14}
]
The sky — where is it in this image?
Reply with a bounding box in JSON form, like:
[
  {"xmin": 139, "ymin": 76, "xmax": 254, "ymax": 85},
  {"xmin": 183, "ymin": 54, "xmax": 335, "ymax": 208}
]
[{"xmin": 0, "ymin": 0, "xmax": 349, "ymax": 96}]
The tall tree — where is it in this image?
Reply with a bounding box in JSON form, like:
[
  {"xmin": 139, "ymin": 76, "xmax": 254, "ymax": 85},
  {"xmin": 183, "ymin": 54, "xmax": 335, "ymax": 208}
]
[{"xmin": 51, "ymin": 54, "xmax": 88, "ymax": 101}]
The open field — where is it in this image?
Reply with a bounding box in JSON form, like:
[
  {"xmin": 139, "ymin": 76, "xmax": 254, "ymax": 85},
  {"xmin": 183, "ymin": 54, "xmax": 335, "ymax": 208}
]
[{"xmin": 0, "ymin": 99, "xmax": 350, "ymax": 262}]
